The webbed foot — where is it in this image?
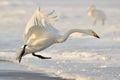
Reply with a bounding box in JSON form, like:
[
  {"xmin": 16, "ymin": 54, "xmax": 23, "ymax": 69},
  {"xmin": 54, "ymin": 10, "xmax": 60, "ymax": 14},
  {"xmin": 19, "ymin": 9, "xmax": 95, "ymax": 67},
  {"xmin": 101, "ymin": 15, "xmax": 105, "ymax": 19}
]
[{"xmin": 32, "ymin": 53, "xmax": 51, "ymax": 59}]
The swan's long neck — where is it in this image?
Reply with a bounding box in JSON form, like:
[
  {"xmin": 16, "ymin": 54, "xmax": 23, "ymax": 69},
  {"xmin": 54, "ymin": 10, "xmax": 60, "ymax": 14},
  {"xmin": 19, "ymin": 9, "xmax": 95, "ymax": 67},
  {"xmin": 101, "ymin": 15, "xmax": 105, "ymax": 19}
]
[
  {"xmin": 57, "ymin": 29, "xmax": 90, "ymax": 43},
  {"xmin": 88, "ymin": 8, "xmax": 95, "ymax": 16}
]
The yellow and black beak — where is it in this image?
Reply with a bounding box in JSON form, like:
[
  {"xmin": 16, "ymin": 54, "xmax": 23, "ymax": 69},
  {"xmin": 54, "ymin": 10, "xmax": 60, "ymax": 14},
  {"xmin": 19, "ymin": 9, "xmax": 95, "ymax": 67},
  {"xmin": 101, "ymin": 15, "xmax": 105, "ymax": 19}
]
[{"xmin": 93, "ymin": 32, "xmax": 100, "ymax": 39}]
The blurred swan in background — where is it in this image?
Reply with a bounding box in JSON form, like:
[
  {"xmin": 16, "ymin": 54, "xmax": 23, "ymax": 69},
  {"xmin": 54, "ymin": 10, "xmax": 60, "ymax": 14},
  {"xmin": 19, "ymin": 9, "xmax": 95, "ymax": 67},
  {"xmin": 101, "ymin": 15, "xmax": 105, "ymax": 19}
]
[
  {"xmin": 87, "ymin": 5, "xmax": 106, "ymax": 25},
  {"xmin": 16, "ymin": 8, "xmax": 100, "ymax": 63}
]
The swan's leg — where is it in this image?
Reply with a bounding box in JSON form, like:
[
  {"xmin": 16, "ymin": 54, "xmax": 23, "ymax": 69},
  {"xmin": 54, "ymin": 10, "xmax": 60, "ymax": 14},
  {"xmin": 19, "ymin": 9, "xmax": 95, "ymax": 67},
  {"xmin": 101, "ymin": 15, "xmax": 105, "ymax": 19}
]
[
  {"xmin": 93, "ymin": 19, "xmax": 97, "ymax": 26},
  {"xmin": 32, "ymin": 53, "xmax": 51, "ymax": 59},
  {"xmin": 102, "ymin": 19, "xmax": 105, "ymax": 25},
  {"xmin": 19, "ymin": 45, "xmax": 27, "ymax": 63}
]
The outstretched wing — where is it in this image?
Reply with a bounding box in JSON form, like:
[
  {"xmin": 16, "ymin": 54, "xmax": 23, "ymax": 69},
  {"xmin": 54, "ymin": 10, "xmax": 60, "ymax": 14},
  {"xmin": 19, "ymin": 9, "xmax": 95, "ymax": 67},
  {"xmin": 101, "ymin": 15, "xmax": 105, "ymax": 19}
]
[{"xmin": 24, "ymin": 8, "xmax": 59, "ymax": 44}]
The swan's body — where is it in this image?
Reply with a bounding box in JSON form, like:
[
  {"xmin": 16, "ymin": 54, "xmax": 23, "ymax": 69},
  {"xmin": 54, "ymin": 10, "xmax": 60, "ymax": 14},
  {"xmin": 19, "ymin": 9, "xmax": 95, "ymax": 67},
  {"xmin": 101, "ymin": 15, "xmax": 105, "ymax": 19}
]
[
  {"xmin": 16, "ymin": 8, "xmax": 100, "ymax": 63},
  {"xmin": 88, "ymin": 5, "xmax": 106, "ymax": 25}
]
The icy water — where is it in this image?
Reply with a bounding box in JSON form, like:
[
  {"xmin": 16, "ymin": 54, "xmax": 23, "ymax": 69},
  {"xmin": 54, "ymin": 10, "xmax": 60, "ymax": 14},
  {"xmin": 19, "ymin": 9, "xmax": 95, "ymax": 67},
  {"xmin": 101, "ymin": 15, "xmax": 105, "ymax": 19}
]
[{"xmin": 0, "ymin": 0, "xmax": 120, "ymax": 80}]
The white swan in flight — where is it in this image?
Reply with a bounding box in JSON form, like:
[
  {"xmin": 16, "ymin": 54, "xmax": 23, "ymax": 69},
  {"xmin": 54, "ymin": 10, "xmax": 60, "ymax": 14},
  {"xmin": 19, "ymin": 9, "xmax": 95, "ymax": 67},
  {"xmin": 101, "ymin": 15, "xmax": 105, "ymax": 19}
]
[
  {"xmin": 16, "ymin": 8, "xmax": 100, "ymax": 63},
  {"xmin": 87, "ymin": 5, "xmax": 106, "ymax": 25}
]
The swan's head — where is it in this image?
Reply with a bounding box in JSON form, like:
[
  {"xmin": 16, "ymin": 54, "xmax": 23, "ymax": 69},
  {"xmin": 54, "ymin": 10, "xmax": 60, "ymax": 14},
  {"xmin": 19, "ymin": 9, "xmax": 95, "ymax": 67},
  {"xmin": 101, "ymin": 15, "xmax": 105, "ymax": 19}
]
[
  {"xmin": 85, "ymin": 29, "xmax": 100, "ymax": 38},
  {"xmin": 16, "ymin": 45, "xmax": 27, "ymax": 63},
  {"xmin": 87, "ymin": 5, "xmax": 96, "ymax": 12}
]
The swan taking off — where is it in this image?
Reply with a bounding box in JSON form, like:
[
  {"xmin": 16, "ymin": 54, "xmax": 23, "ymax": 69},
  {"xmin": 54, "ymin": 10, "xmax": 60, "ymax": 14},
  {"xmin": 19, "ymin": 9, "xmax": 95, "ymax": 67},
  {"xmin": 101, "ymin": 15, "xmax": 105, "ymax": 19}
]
[
  {"xmin": 87, "ymin": 5, "xmax": 106, "ymax": 25},
  {"xmin": 16, "ymin": 8, "xmax": 100, "ymax": 63}
]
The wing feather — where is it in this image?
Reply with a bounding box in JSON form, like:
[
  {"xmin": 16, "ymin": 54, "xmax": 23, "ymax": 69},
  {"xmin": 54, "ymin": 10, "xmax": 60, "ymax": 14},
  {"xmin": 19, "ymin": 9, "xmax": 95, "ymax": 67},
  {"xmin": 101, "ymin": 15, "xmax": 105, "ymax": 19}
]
[{"xmin": 24, "ymin": 8, "xmax": 59, "ymax": 44}]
